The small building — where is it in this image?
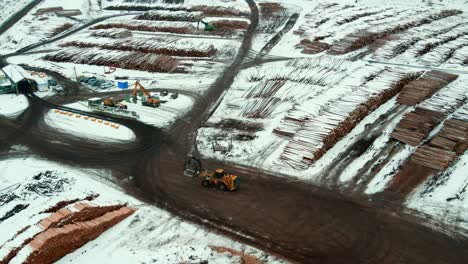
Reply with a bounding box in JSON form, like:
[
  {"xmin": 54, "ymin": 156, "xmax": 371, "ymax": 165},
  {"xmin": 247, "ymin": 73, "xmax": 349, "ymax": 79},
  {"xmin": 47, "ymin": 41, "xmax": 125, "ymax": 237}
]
[
  {"xmin": 29, "ymin": 72, "xmax": 50, "ymax": 92},
  {"xmin": 0, "ymin": 71, "xmax": 15, "ymax": 94},
  {"xmin": 1, "ymin": 65, "xmax": 28, "ymax": 94},
  {"xmin": 55, "ymin": 9, "xmax": 82, "ymax": 17},
  {"xmin": 87, "ymin": 97, "xmax": 103, "ymax": 107},
  {"xmin": 1, "ymin": 65, "xmax": 54, "ymax": 94}
]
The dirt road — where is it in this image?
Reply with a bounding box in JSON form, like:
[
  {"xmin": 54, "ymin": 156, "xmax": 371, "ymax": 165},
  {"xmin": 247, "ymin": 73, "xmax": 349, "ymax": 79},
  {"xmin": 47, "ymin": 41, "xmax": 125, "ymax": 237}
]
[{"xmin": 1, "ymin": 0, "xmax": 468, "ymax": 263}]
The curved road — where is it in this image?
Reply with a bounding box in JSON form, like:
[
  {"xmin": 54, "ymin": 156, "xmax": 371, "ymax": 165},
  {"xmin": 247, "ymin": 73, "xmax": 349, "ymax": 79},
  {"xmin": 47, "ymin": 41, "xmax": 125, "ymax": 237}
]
[{"xmin": 0, "ymin": 0, "xmax": 468, "ymax": 263}]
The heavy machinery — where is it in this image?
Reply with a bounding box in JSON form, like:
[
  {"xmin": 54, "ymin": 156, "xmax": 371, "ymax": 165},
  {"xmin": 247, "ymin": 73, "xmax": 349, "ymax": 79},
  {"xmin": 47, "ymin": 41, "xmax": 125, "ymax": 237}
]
[
  {"xmin": 197, "ymin": 20, "xmax": 215, "ymax": 31},
  {"xmin": 184, "ymin": 157, "xmax": 240, "ymax": 191},
  {"xmin": 103, "ymin": 97, "xmax": 127, "ymax": 109},
  {"xmin": 131, "ymin": 81, "xmax": 160, "ymax": 108}
]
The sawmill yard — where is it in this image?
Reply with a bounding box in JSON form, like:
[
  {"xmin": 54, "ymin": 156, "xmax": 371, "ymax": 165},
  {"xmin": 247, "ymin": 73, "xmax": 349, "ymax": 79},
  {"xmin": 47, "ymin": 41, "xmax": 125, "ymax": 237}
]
[
  {"xmin": 0, "ymin": 156, "xmax": 282, "ymax": 264},
  {"xmin": 2, "ymin": 0, "xmax": 468, "ymax": 263},
  {"xmin": 197, "ymin": 0, "xmax": 468, "ymax": 238}
]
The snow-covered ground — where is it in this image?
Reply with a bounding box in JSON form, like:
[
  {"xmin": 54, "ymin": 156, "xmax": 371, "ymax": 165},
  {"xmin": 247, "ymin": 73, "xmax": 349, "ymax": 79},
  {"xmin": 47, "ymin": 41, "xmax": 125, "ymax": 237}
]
[
  {"xmin": 0, "ymin": 155, "xmax": 285, "ymax": 263},
  {"xmin": 0, "ymin": 0, "xmax": 33, "ymax": 25},
  {"xmin": 406, "ymin": 150, "xmax": 468, "ymax": 231},
  {"xmin": 0, "ymin": 89, "xmax": 55, "ymax": 118},
  {"xmin": 44, "ymin": 109, "xmax": 136, "ymax": 142},
  {"xmin": 0, "ymin": 94, "xmax": 29, "ymax": 118},
  {"xmin": 0, "ymin": 0, "xmax": 110, "ymax": 55},
  {"xmin": 62, "ymin": 92, "xmax": 194, "ymax": 129}
]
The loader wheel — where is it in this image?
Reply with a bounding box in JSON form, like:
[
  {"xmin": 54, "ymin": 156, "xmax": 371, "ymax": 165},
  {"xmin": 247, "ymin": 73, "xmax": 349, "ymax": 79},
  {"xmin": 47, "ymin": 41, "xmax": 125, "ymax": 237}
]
[
  {"xmin": 201, "ymin": 179, "xmax": 211, "ymax": 188},
  {"xmin": 217, "ymin": 183, "xmax": 227, "ymax": 191}
]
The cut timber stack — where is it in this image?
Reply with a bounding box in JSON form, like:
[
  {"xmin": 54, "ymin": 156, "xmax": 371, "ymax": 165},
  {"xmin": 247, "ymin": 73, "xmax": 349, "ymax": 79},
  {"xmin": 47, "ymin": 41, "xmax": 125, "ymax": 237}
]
[
  {"xmin": 411, "ymin": 145, "xmax": 457, "ymax": 170},
  {"xmin": 390, "ymin": 107, "xmax": 445, "ymax": 146},
  {"xmin": 389, "ymin": 117, "xmax": 468, "ymax": 195},
  {"xmin": 25, "ymin": 207, "xmax": 136, "ymax": 264},
  {"xmin": 397, "ymin": 71, "xmax": 458, "ymax": 105},
  {"xmin": 297, "ymin": 39, "xmax": 331, "ymax": 54}
]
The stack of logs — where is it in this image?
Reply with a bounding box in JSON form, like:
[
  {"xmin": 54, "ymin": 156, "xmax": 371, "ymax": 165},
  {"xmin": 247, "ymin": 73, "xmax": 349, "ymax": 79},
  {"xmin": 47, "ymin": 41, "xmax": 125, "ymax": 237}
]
[
  {"xmin": 329, "ymin": 10, "xmax": 462, "ymax": 54},
  {"xmin": 390, "ymin": 107, "xmax": 445, "ymax": 146},
  {"xmin": 90, "ymin": 29, "xmax": 132, "ymax": 39},
  {"xmin": 26, "ymin": 206, "xmax": 136, "ymax": 264},
  {"xmin": 414, "ymin": 119, "xmax": 468, "ymax": 169},
  {"xmin": 91, "ymin": 23, "xmax": 195, "ymax": 34},
  {"xmin": 60, "ymin": 38, "xmax": 216, "ymax": 58},
  {"xmin": 389, "ymin": 118, "xmax": 468, "ymax": 194},
  {"xmin": 397, "ymin": 71, "xmax": 458, "ymax": 105},
  {"xmin": 135, "ymin": 10, "xmax": 203, "ymax": 22},
  {"xmin": 278, "ymin": 73, "xmax": 419, "ymax": 169},
  {"xmin": 44, "ymin": 48, "xmax": 179, "ymax": 73},
  {"xmin": 296, "ymin": 39, "xmax": 331, "ymax": 54},
  {"xmin": 210, "ymin": 20, "xmax": 250, "ymax": 31}
]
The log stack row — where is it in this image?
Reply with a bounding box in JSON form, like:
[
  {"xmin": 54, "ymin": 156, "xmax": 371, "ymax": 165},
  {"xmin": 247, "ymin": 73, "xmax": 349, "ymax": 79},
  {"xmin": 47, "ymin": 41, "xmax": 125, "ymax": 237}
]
[
  {"xmin": 44, "ymin": 47, "xmax": 179, "ymax": 73},
  {"xmin": 390, "ymin": 107, "xmax": 445, "ymax": 146},
  {"xmin": 389, "ymin": 117, "xmax": 468, "ymax": 194},
  {"xmin": 279, "ymin": 72, "xmax": 417, "ymax": 169},
  {"xmin": 60, "ymin": 36, "xmax": 216, "ymax": 58},
  {"xmin": 91, "ymin": 22, "xmax": 195, "ymax": 34},
  {"xmin": 211, "ymin": 20, "xmax": 250, "ymax": 31},
  {"xmin": 25, "ymin": 206, "xmax": 136, "ymax": 264},
  {"xmin": 397, "ymin": 70, "xmax": 458, "ymax": 105},
  {"xmin": 296, "ymin": 39, "xmax": 331, "ymax": 54},
  {"xmin": 329, "ymin": 10, "xmax": 461, "ymax": 54},
  {"xmin": 135, "ymin": 10, "xmax": 203, "ymax": 22},
  {"xmin": 90, "ymin": 29, "xmax": 132, "ymax": 39}
]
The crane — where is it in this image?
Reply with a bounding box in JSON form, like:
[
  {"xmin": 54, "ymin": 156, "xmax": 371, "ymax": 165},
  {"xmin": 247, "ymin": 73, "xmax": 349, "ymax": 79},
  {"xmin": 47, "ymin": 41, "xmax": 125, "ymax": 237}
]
[
  {"xmin": 131, "ymin": 81, "xmax": 160, "ymax": 108},
  {"xmin": 197, "ymin": 20, "xmax": 215, "ymax": 31}
]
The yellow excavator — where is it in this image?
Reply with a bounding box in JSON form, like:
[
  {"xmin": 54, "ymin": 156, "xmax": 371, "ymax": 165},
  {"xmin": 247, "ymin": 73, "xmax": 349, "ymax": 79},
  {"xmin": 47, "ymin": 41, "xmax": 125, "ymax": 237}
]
[
  {"xmin": 103, "ymin": 97, "xmax": 127, "ymax": 109},
  {"xmin": 131, "ymin": 81, "xmax": 160, "ymax": 108},
  {"xmin": 184, "ymin": 157, "xmax": 240, "ymax": 191}
]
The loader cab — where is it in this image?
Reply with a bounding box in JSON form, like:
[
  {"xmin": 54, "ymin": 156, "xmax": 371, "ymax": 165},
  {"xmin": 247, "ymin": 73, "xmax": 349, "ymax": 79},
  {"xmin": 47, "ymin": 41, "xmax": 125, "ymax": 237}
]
[{"xmin": 214, "ymin": 169, "xmax": 225, "ymax": 178}]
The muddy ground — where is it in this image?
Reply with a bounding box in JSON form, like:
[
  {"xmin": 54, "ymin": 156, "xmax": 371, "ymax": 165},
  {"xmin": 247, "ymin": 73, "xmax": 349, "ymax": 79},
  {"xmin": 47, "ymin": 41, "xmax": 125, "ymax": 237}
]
[{"xmin": 0, "ymin": 0, "xmax": 468, "ymax": 263}]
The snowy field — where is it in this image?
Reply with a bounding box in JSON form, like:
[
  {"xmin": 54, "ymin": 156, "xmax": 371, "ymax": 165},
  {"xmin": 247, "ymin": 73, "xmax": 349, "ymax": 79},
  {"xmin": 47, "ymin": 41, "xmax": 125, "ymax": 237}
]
[
  {"xmin": 0, "ymin": 0, "xmax": 109, "ymax": 55},
  {"xmin": 0, "ymin": 94, "xmax": 29, "ymax": 118},
  {"xmin": 0, "ymin": 0, "xmax": 33, "ymax": 25},
  {"xmin": 44, "ymin": 109, "xmax": 136, "ymax": 142},
  {"xmin": 0, "ymin": 90, "xmax": 55, "ymax": 118},
  {"xmin": 0, "ymin": 155, "xmax": 285, "ymax": 264},
  {"xmin": 61, "ymin": 92, "xmax": 193, "ymax": 129}
]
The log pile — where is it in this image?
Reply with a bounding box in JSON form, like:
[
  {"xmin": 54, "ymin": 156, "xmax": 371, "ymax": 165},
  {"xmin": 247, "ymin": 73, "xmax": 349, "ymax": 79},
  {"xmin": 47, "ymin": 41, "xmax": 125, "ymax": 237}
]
[
  {"xmin": 389, "ymin": 118, "xmax": 468, "ymax": 194},
  {"xmin": 390, "ymin": 107, "xmax": 445, "ymax": 146},
  {"xmin": 397, "ymin": 71, "xmax": 458, "ymax": 105},
  {"xmin": 105, "ymin": 5, "xmax": 187, "ymax": 12},
  {"xmin": 242, "ymin": 97, "xmax": 281, "ymax": 118},
  {"xmin": 278, "ymin": 72, "xmax": 418, "ymax": 169},
  {"xmin": 60, "ymin": 36, "xmax": 216, "ymax": 57},
  {"xmin": 91, "ymin": 21, "xmax": 195, "ymax": 34},
  {"xmin": 104, "ymin": 4, "xmax": 247, "ymax": 17},
  {"xmin": 135, "ymin": 10, "xmax": 203, "ymax": 22},
  {"xmin": 25, "ymin": 207, "xmax": 136, "ymax": 264},
  {"xmin": 259, "ymin": 3, "xmax": 284, "ymax": 18},
  {"xmin": 90, "ymin": 29, "xmax": 132, "ymax": 39},
  {"xmin": 191, "ymin": 5, "xmax": 247, "ymax": 17},
  {"xmin": 411, "ymin": 145, "xmax": 457, "ymax": 170},
  {"xmin": 243, "ymin": 80, "xmax": 286, "ymax": 98},
  {"xmin": 336, "ymin": 11, "xmax": 380, "ymax": 26},
  {"xmin": 419, "ymin": 77, "xmax": 467, "ymax": 114},
  {"xmin": 50, "ymin": 23, "xmax": 74, "ymax": 37},
  {"xmin": 329, "ymin": 10, "xmax": 462, "ymax": 54},
  {"xmin": 417, "ymin": 31, "xmax": 468, "ymax": 56},
  {"xmin": 296, "ymin": 39, "xmax": 331, "ymax": 54},
  {"xmin": 210, "ymin": 20, "xmax": 249, "ymax": 31},
  {"xmin": 213, "ymin": 119, "xmax": 264, "ymax": 132},
  {"xmin": 43, "ymin": 47, "xmax": 179, "ymax": 73}
]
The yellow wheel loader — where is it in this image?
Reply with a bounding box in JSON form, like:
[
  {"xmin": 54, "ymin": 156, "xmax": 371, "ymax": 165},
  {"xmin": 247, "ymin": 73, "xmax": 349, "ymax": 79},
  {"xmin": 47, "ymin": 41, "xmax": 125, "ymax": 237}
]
[{"xmin": 184, "ymin": 158, "xmax": 239, "ymax": 191}]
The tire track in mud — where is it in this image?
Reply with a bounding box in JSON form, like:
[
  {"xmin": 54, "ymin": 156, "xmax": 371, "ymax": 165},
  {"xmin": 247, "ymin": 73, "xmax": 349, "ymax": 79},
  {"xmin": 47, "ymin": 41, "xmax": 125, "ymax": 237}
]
[
  {"xmin": 318, "ymin": 104, "xmax": 409, "ymax": 188},
  {"xmin": 1, "ymin": 1, "xmax": 468, "ymax": 263}
]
